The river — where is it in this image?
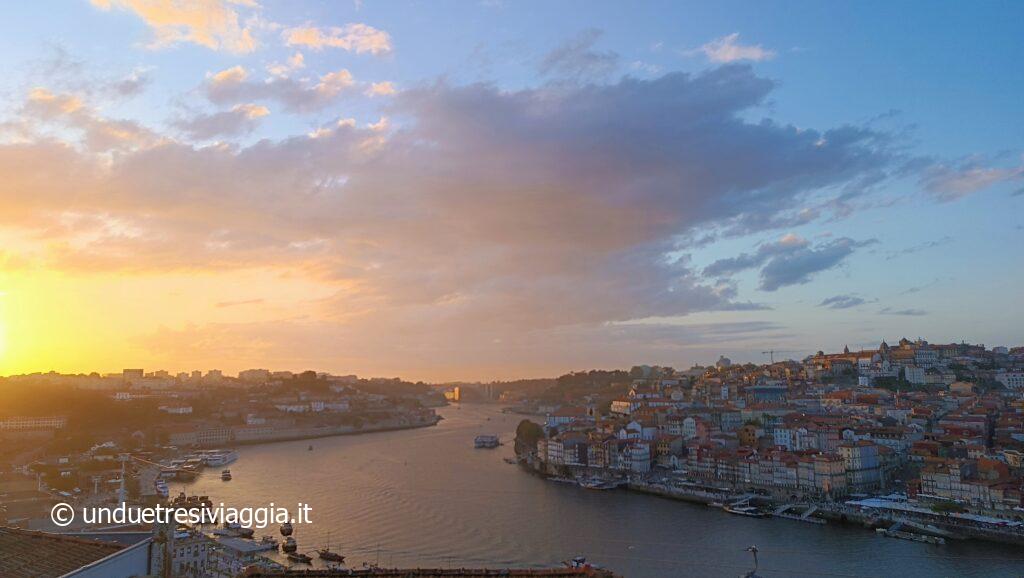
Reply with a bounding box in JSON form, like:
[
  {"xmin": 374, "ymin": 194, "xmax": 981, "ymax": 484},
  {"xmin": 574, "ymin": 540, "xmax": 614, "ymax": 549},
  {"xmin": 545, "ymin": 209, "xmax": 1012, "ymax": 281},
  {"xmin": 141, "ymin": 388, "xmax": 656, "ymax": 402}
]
[{"xmin": 183, "ymin": 404, "xmax": 1024, "ymax": 577}]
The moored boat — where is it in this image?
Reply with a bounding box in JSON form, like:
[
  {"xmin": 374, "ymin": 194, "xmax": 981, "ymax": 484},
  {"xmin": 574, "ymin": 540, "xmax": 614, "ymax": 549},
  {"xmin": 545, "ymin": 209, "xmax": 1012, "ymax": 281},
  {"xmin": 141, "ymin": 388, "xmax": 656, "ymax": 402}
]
[
  {"xmin": 287, "ymin": 552, "xmax": 312, "ymax": 564},
  {"xmin": 318, "ymin": 548, "xmax": 345, "ymax": 563},
  {"xmin": 282, "ymin": 536, "xmax": 297, "ymax": 553},
  {"xmin": 723, "ymin": 505, "xmax": 768, "ymax": 518},
  {"xmin": 578, "ymin": 477, "xmax": 621, "ymax": 490},
  {"xmin": 548, "ymin": 476, "xmax": 577, "ymax": 484},
  {"xmin": 201, "ymin": 449, "xmax": 239, "ymax": 467}
]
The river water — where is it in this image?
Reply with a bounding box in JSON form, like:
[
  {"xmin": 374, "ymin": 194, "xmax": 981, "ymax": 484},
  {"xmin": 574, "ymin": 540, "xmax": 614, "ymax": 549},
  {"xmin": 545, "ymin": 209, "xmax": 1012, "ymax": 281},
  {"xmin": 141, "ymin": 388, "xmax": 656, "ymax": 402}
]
[{"xmin": 183, "ymin": 404, "xmax": 1024, "ymax": 577}]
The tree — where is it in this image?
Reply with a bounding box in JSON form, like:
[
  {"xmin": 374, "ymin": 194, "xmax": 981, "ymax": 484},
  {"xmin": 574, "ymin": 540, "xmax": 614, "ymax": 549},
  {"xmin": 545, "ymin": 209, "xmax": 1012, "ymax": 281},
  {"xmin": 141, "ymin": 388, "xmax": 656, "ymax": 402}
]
[{"xmin": 514, "ymin": 420, "xmax": 544, "ymax": 455}]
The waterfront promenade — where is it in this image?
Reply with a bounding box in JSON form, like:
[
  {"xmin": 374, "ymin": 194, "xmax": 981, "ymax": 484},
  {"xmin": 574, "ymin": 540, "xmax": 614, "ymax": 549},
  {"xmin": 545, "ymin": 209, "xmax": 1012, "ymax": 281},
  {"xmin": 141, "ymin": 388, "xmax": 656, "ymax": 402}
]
[{"xmin": 518, "ymin": 456, "xmax": 1024, "ymax": 547}]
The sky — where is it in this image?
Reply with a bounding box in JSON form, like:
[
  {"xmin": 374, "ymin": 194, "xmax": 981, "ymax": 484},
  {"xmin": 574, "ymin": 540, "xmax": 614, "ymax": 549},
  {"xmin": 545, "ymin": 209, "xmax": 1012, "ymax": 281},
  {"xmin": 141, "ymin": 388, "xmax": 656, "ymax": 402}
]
[{"xmin": 0, "ymin": 0, "xmax": 1021, "ymax": 381}]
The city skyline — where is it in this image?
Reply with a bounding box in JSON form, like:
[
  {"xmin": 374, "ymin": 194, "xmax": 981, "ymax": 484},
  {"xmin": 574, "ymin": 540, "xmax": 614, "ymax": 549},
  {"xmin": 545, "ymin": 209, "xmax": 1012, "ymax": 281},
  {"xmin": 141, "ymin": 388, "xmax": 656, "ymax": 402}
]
[{"xmin": 0, "ymin": 1, "xmax": 1022, "ymax": 381}]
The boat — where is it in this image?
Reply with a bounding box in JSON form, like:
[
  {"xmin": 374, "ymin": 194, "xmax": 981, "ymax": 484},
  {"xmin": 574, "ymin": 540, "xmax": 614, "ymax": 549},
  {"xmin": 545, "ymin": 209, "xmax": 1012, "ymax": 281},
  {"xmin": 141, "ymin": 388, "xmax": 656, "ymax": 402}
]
[
  {"xmin": 154, "ymin": 480, "xmax": 169, "ymax": 498},
  {"xmin": 318, "ymin": 548, "xmax": 345, "ymax": 563},
  {"xmin": 875, "ymin": 528, "xmax": 946, "ymax": 544},
  {"xmin": 317, "ymin": 532, "xmax": 345, "ymax": 563},
  {"xmin": 308, "ymin": 444, "xmax": 314, "ymax": 451},
  {"xmin": 723, "ymin": 505, "xmax": 768, "ymax": 518},
  {"xmin": 287, "ymin": 552, "xmax": 312, "ymax": 564},
  {"xmin": 221, "ymin": 469, "xmax": 232, "ymax": 481},
  {"xmin": 168, "ymin": 492, "xmax": 213, "ymax": 516},
  {"xmin": 578, "ymin": 478, "xmax": 621, "ymax": 490},
  {"xmin": 564, "ymin": 556, "xmax": 602, "ymax": 570},
  {"xmin": 201, "ymin": 450, "xmax": 239, "ymax": 467},
  {"xmin": 708, "ymin": 501, "xmax": 725, "ymax": 508},
  {"xmin": 548, "ymin": 476, "xmax": 577, "ymax": 484},
  {"xmin": 282, "ymin": 537, "xmax": 297, "ymax": 553},
  {"xmin": 280, "ymin": 522, "xmax": 294, "ymax": 536},
  {"xmin": 218, "ymin": 522, "xmax": 254, "ymax": 538},
  {"xmin": 241, "ymin": 536, "xmax": 278, "ymax": 552},
  {"xmin": 474, "ymin": 435, "xmax": 500, "ymax": 448}
]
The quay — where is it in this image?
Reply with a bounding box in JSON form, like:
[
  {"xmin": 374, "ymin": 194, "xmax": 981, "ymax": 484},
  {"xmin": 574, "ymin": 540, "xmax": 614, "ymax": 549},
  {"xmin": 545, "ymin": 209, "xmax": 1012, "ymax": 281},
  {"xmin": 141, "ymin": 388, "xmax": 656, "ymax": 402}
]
[{"xmin": 521, "ymin": 460, "xmax": 1024, "ymax": 547}]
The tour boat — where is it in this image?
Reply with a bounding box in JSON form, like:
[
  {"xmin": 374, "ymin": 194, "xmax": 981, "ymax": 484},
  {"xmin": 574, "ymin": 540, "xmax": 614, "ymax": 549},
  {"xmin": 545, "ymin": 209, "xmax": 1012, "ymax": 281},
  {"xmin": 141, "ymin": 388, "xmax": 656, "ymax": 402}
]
[
  {"xmin": 202, "ymin": 450, "xmax": 239, "ymax": 467},
  {"xmin": 474, "ymin": 435, "xmax": 500, "ymax": 448}
]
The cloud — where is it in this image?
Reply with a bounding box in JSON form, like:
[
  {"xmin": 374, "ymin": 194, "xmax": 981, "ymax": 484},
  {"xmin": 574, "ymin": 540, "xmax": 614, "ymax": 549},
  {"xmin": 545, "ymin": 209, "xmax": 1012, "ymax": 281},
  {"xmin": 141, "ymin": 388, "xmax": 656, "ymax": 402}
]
[
  {"xmin": 539, "ymin": 28, "xmax": 619, "ymax": 80},
  {"xmin": 879, "ymin": 307, "xmax": 928, "ymax": 317},
  {"xmin": 267, "ymin": 51, "xmax": 305, "ymax": 77},
  {"xmin": 365, "ymin": 81, "xmax": 397, "ymax": 97},
  {"xmin": 215, "ymin": 298, "xmax": 265, "ymax": 308},
  {"xmin": 1, "ymin": 66, "xmax": 902, "ymax": 375},
  {"xmin": 759, "ymin": 237, "xmax": 874, "ymax": 291},
  {"xmin": 90, "ymin": 0, "xmax": 260, "ymax": 54},
  {"xmin": 819, "ymin": 294, "xmax": 867, "ymax": 309},
  {"xmin": 282, "ymin": 23, "xmax": 392, "ymax": 55},
  {"xmin": 204, "ymin": 65, "xmax": 355, "ymax": 113},
  {"xmin": 704, "ymin": 234, "xmax": 874, "ymax": 291},
  {"xmin": 111, "ymin": 69, "xmax": 152, "ymax": 97},
  {"xmin": 173, "ymin": 103, "xmax": 269, "ymax": 140},
  {"xmin": 697, "ymin": 33, "xmax": 775, "ymax": 63},
  {"xmin": 921, "ymin": 156, "xmax": 1024, "ymax": 201},
  {"xmin": 22, "ymin": 87, "xmax": 160, "ymax": 151},
  {"xmin": 885, "ymin": 236, "xmax": 952, "ymax": 260}
]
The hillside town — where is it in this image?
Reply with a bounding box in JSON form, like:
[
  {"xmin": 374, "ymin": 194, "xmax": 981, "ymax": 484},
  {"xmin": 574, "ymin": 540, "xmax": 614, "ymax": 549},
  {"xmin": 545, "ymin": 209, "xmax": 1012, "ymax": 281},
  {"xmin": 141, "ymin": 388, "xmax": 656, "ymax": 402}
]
[
  {"xmin": 0, "ymin": 369, "xmax": 441, "ymax": 529},
  {"xmin": 511, "ymin": 339, "xmax": 1024, "ymax": 544}
]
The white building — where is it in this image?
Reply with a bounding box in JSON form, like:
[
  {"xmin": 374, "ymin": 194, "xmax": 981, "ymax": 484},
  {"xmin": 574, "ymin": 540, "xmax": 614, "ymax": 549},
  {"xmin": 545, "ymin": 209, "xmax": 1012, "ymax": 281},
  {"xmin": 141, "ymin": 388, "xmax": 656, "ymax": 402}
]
[{"xmin": 995, "ymin": 371, "xmax": 1024, "ymax": 389}]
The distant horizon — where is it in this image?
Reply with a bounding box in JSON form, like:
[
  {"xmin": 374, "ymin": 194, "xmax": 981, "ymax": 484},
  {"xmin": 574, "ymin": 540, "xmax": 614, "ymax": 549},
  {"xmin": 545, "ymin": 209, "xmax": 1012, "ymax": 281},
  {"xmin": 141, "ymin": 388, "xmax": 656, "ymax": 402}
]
[{"xmin": 1, "ymin": 333, "xmax": 1015, "ymax": 383}]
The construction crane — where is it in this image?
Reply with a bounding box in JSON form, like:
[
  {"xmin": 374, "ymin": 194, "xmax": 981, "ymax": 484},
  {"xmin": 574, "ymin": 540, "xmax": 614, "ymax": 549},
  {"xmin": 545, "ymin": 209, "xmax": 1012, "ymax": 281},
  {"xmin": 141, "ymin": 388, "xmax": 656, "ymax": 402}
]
[{"xmin": 761, "ymin": 350, "xmax": 795, "ymax": 364}]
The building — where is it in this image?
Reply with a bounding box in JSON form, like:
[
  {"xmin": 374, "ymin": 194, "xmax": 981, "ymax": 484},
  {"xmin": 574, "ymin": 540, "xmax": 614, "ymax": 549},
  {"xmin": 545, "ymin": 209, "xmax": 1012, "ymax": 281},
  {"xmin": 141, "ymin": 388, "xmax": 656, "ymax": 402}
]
[
  {"xmin": 838, "ymin": 441, "xmax": 881, "ymax": 492},
  {"xmin": 995, "ymin": 371, "xmax": 1024, "ymax": 390},
  {"xmin": 238, "ymin": 369, "xmax": 272, "ymax": 383},
  {"xmin": 904, "ymin": 365, "xmax": 926, "ymax": 385}
]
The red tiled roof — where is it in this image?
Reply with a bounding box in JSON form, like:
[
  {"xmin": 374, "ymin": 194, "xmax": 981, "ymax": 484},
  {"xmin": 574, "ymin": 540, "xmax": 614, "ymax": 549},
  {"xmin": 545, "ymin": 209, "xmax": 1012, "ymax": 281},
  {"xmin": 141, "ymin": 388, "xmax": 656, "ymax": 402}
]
[{"xmin": 0, "ymin": 527, "xmax": 126, "ymax": 578}]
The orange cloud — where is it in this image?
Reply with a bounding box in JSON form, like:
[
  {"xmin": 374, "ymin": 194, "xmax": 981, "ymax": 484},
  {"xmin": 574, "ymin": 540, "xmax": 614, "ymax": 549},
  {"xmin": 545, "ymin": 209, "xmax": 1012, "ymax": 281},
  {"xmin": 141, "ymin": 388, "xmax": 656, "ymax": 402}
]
[
  {"xmin": 91, "ymin": 0, "xmax": 261, "ymax": 54},
  {"xmin": 282, "ymin": 23, "xmax": 391, "ymax": 55}
]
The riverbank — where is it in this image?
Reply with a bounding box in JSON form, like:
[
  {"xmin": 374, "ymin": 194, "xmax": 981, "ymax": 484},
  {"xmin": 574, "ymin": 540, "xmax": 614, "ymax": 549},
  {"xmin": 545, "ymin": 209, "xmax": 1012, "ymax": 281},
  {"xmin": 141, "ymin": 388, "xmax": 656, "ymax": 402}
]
[
  {"xmin": 516, "ymin": 456, "xmax": 1024, "ymax": 547},
  {"xmin": 229, "ymin": 414, "xmax": 442, "ymax": 448}
]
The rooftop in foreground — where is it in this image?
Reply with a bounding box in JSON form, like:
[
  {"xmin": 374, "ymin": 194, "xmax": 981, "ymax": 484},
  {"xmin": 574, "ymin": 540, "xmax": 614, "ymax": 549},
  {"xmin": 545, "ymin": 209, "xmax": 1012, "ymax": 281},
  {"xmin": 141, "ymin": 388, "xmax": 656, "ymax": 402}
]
[
  {"xmin": 0, "ymin": 526, "xmax": 126, "ymax": 578},
  {"xmin": 243, "ymin": 567, "xmax": 620, "ymax": 577}
]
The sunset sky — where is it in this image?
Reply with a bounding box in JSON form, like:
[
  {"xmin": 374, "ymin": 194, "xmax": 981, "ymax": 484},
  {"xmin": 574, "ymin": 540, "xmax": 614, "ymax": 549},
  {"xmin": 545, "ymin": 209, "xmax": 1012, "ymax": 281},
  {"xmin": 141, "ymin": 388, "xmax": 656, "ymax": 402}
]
[{"xmin": 0, "ymin": 1, "xmax": 1021, "ymax": 380}]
